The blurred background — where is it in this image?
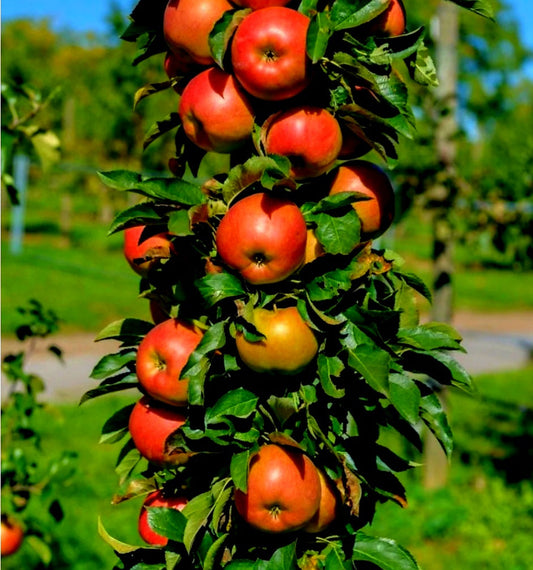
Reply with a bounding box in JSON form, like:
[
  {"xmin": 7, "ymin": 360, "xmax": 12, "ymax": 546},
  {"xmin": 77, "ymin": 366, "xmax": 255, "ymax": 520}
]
[{"xmin": 1, "ymin": 0, "xmax": 532, "ymax": 568}]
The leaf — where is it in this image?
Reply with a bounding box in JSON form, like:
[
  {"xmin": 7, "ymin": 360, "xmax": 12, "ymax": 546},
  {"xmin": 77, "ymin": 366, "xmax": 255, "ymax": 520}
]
[
  {"xmin": 98, "ymin": 170, "xmax": 143, "ymax": 190},
  {"xmin": 397, "ymin": 325, "xmax": 464, "ymax": 352},
  {"xmin": 406, "ymin": 42, "xmax": 438, "ymax": 87},
  {"xmin": 79, "ymin": 378, "xmax": 139, "ymax": 405},
  {"xmin": 313, "ymin": 209, "xmax": 362, "ymax": 255},
  {"xmin": 144, "ymin": 112, "xmax": 181, "ymax": 149},
  {"xmin": 108, "ymin": 202, "xmax": 167, "ymax": 235},
  {"xmin": 389, "ymin": 374, "xmax": 421, "ymax": 425},
  {"xmin": 420, "ymin": 392, "xmax": 453, "ymax": 457},
  {"xmin": 146, "ymin": 506, "xmax": 188, "ymax": 542},
  {"xmin": 317, "ymin": 354, "xmax": 345, "ymax": 398},
  {"xmin": 447, "ymin": 0, "xmax": 494, "ymax": 19},
  {"xmin": 168, "ymin": 209, "xmax": 194, "ymax": 236},
  {"xmin": 262, "ymin": 542, "xmax": 298, "ymax": 570},
  {"xmin": 30, "ymin": 129, "xmax": 61, "ymax": 171},
  {"xmin": 100, "ymin": 404, "xmax": 135, "ymax": 444},
  {"xmin": 95, "ymin": 318, "xmax": 153, "ymax": 343},
  {"xmin": 91, "ymin": 349, "xmax": 136, "ymax": 380},
  {"xmin": 209, "ymin": 9, "xmax": 248, "ymax": 68},
  {"xmin": 230, "ymin": 449, "xmax": 251, "ymax": 492},
  {"xmin": 98, "ymin": 517, "xmax": 140, "ymax": 554},
  {"xmin": 306, "ymin": 11, "xmax": 333, "ymax": 63},
  {"xmin": 182, "ymin": 491, "xmax": 214, "ymax": 552},
  {"xmin": 330, "ymin": 0, "xmax": 389, "ymax": 31},
  {"xmin": 195, "ymin": 273, "xmax": 245, "ymax": 307},
  {"xmin": 134, "ymin": 80, "xmax": 173, "ymax": 109},
  {"xmin": 206, "ymin": 388, "xmax": 259, "ymax": 423},
  {"xmin": 352, "ymin": 532, "xmax": 421, "ymax": 569},
  {"xmin": 394, "ymin": 270, "xmax": 432, "ymax": 302},
  {"xmin": 203, "ymin": 533, "xmax": 229, "ymax": 570}
]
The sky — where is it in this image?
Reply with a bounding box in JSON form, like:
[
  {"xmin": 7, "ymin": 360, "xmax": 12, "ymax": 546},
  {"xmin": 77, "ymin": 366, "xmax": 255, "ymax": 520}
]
[{"xmin": 1, "ymin": 0, "xmax": 532, "ymax": 58}]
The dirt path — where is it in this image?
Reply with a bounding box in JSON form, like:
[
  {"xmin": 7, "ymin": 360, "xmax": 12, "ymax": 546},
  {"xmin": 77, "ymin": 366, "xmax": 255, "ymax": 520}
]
[{"xmin": 1, "ymin": 311, "xmax": 532, "ymax": 403}]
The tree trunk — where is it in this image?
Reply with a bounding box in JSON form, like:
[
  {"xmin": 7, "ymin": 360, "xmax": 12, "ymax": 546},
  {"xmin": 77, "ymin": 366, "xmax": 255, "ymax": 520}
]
[{"xmin": 423, "ymin": 2, "xmax": 459, "ymax": 490}]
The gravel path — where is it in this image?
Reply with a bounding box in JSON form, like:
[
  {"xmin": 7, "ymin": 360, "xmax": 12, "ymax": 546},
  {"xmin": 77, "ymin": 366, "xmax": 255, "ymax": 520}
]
[{"xmin": 1, "ymin": 311, "xmax": 532, "ymax": 403}]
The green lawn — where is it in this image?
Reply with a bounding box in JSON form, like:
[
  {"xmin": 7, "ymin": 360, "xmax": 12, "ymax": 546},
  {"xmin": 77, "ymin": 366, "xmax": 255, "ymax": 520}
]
[{"xmin": 2, "ymin": 366, "xmax": 533, "ymax": 569}]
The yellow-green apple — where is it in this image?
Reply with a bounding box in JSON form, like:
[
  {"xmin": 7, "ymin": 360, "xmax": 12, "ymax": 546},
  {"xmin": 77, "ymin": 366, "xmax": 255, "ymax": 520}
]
[
  {"xmin": 128, "ymin": 396, "xmax": 187, "ymax": 466},
  {"xmin": 163, "ymin": 0, "xmax": 233, "ymax": 65},
  {"xmin": 178, "ymin": 67, "xmax": 255, "ymax": 153},
  {"xmin": 138, "ymin": 490, "xmax": 187, "ymax": 546},
  {"xmin": 236, "ymin": 306, "xmax": 318, "ymax": 374},
  {"xmin": 215, "ymin": 192, "xmax": 307, "ymax": 285},
  {"xmin": 235, "ymin": 444, "xmax": 321, "ymax": 533},
  {"xmin": 231, "ymin": 7, "xmax": 311, "ymax": 100},
  {"xmin": 328, "ymin": 161, "xmax": 395, "ymax": 239},
  {"xmin": 263, "ymin": 106, "xmax": 342, "ymax": 179},
  {"xmin": 123, "ymin": 226, "xmax": 176, "ymax": 277},
  {"xmin": 136, "ymin": 318, "xmax": 204, "ymax": 406}
]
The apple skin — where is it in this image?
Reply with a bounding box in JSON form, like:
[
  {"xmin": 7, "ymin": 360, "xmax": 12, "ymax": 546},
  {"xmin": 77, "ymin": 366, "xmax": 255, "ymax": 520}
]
[
  {"xmin": 123, "ymin": 226, "xmax": 175, "ymax": 277},
  {"xmin": 231, "ymin": 7, "xmax": 311, "ymax": 101},
  {"xmin": 304, "ymin": 469, "xmax": 340, "ymax": 533},
  {"xmin": 215, "ymin": 192, "xmax": 307, "ymax": 285},
  {"xmin": 178, "ymin": 67, "xmax": 255, "ymax": 153},
  {"xmin": 234, "ymin": 444, "xmax": 321, "ymax": 533},
  {"xmin": 328, "ymin": 161, "xmax": 395, "ymax": 240},
  {"xmin": 365, "ymin": 0, "xmax": 406, "ymax": 37},
  {"xmin": 163, "ymin": 0, "xmax": 233, "ymax": 65},
  {"xmin": 232, "ymin": 0, "xmax": 291, "ymax": 8},
  {"xmin": 236, "ymin": 306, "xmax": 318, "ymax": 374},
  {"xmin": 138, "ymin": 490, "xmax": 187, "ymax": 546},
  {"xmin": 128, "ymin": 396, "xmax": 188, "ymax": 466},
  {"xmin": 263, "ymin": 106, "xmax": 342, "ymax": 179},
  {"xmin": 136, "ymin": 318, "xmax": 204, "ymax": 407},
  {"xmin": 1, "ymin": 517, "xmax": 24, "ymax": 557},
  {"xmin": 304, "ymin": 229, "xmax": 325, "ymax": 264}
]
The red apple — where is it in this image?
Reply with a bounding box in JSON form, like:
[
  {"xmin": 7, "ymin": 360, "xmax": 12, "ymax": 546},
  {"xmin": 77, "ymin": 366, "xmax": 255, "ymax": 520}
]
[
  {"xmin": 263, "ymin": 106, "xmax": 342, "ymax": 179},
  {"xmin": 123, "ymin": 226, "xmax": 175, "ymax": 277},
  {"xmin": 138, "ymin": 490, "xmax": 187, "ymax": 546},
  {"xmin": 304, "ymin": 229, "xmax": 325, "ymax": 264},
  {"xmin": 163, "ymin": 0, "xmax": 233, "ymax": 65},
  {"xmin": 328, "ymin": 161, "xmax": 395, "ymax": 239},
  {"xmin": 178, "ymin": 67, "xmax": 255, "ymax": 153},
  {"xmin": 136, "ymin": 318, "xmax": 204, "ymax": 407},
  {"xmin": 232, "ymin": 0, "xmax": 291, "ymax": 8},
  {"xmin": 231, "ymin": 7, "xmax": 312, "ymax": 101},
  {"xmin": 304, "ymin": 469, "xmax": 340, "ymax": 533},
  {"xmin": 215, "ymin": 192, "xmax": 307, "ymax": 285},
  {"xmin": 234, "ymin": 444, "xmax": 321, "ymax": 533},
  {"xmin": 365, "ymin": 0, "xmax": 406, "ymax": 37},
  {"xmin": 129, "ymin": 396, "xmax": 188, "ymax": 466},
  {"xmin": 1, "ymin": 516, "xmax": 24, "ymax": 557}
]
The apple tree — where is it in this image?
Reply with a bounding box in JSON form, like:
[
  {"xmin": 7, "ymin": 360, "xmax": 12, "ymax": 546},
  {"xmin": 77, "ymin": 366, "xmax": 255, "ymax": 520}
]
[{"xmin": 84, "ymin": 1, "xmax": 492, "ymax": 568}]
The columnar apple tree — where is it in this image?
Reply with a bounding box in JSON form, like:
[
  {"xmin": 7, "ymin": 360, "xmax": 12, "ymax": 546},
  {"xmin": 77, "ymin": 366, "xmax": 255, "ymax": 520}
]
[{"xmin": 84, "ymin": 0, "xmax": 492, "ymax": 568}]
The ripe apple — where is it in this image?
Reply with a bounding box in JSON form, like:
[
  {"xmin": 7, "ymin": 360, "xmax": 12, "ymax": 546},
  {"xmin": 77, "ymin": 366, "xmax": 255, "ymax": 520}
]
[
  {"xmin": 129, "ymin": 396, "xmax": 188, "ymax": 466},
  {"xmin": 215, "ymin": 192, "xmax": 307, "ymax": 285},
  {"xmin": 138, "ymin": 490, "xmax": 187, "ymax": 546},
  {"xmin": 263, "ymin": 106, "xmax": 342, "ymax": 179},
  {"xmin": 1, "ymin": 516, "xmax": 24, "ymax": 557},
  {"xmin": 304, "ymin": 229, "xmax": 325, "ymax": 264},
  {"xmin": 328, "ymin": 161, "xmax": 395, "ymax": 239},
  {"xmin": 304, "ymin": 469, "xmax": 339, "ymax": 533},
  {"xmin": 232, "ymin": 0, "xmax": 291, "ymax": 7},
  {"xmin": 163, "ymin": 0, "xmax": 233, "ymax": 65},
  {"xmin": 136, "ymin": 318, "xmax": 204, "ymax": 407},
  {"xmin": 231, "ymin": 7, "xmax": 312, "ymax": 101},
  {"xmin": 365, "ymin": 0, "xmax": 406, "ymax": 37},
  {"xmin": 178, "ymin": 67, "xmax": 255, "ymax": 153},
  {"xmin": 123, "ymin": 225, "xmax": 176, "ymax": 277},
  {"xmin": 234, "ymin": 444, "xmax": 321, "ymax": 533},
  {"xmin": 236, "ymin": 306, "xmax": 318, "ymax": 374}
]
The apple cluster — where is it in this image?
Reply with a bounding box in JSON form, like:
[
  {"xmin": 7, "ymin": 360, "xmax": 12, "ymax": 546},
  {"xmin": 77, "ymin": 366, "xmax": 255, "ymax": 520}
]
[{"xmin": 119, "ymin": 0, "xmax": 406, "ymax": 546}]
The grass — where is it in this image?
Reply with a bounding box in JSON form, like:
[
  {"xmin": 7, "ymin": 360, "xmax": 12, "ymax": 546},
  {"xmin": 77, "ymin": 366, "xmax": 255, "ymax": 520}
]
[{"xmin": 2, "ymin": 366, "xmax": 533, "ymax": 569}]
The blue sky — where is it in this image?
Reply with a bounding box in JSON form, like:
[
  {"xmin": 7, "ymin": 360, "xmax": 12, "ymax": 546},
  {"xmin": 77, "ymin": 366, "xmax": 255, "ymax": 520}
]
[{"xmin": 1, "ymin": 0, "xmax": 532, "ymax": 56}]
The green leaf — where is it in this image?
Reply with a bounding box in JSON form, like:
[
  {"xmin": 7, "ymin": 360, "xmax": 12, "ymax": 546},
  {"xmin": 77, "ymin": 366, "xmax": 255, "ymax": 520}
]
[
  {"xmin": 407, "ymin": 42, "xmax": 438, "ymax": 87},
  {"xmin": 182, "ymin": 491, "xmax": 213, "ymax": 552},
  {"xmin": 306, "ymin": 11, "xmax": 333, "ymax": 63},
  {"xmin": 30, "ymin": 129, "xmax": 61, "ymax": 171},
  {"xmin": 317, "ymin": 354, "xmax": 346, "ymax": 398},
  {"xmin": 206, "ymin": 388, "xmax": 259, "ymax": 423},
  {"xmin": 203, "ymin": 533, "xmax": 229, "ymax": 570},
  {"xmin": 144, "ymin": 112, "xmax": 181, "ymax": 149},
  {"xmin": 79, "ymin": 377, "xmax": 139, "ymax": 405},
  {"xmin": 98, "ymin": 518, "xmax": 140, "ymax": 554},
  {"xmin": 108, "ymin": 202, "xmax": 165, "ymax": 235},
  {"xmin": 168, "ymin": 209, "xmax": 194, "ymax": 236},
  {"xmin": 98, "ymin": 170, "xmax": 143, "ymax": 190},
  {"xmin": 420, "ymin": 392, "xmax": 453, "ymax": 457},
  {"xmin": 394, "ymin": 270, "xmax": 432, "ymax": 302},
  {"xmin": 209, "ymin": 9, "xmax": 247, "ymax": 68},
  {"xmin": 95, "ymin": 318, "xmax": 153, "ymax": 343},
  {"xmin": 100, "ymin": 404, "xmax": 135, "ymax": 444},
  {"xmin": 352, "ymin": 532, "xmax": 421, "ymax": 569},
  {"xmin": 91, "ymin": 349, "xmax": 136, "ymax": 380},
  {"xmin": 388, "ymin": 374, "xmax": 420, "ymax": 424},
  {"xmin": 146, "ymin": 506, "xmax": 188, "ymax": 542},
  {"xmin": 331, "ymin": 0, "xmax": 389, "ymax": 31},
  {"xmin": 397, "ymin": 325, "xmax": 464, "ymax": 352},
  {"xmin": 313, "ymin": 209, "xmax": 361, "ymax": 255},
  {"xmin": 195, "ymin": 273, "xmax": 245, "ymax": 307},
  {"xmin": 448, "ymin": 0, "xmax": 494, "ymax": 19},
  {"xmin": 230, "ymin": 449, "xmax": 251, "ymax": 492}
]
